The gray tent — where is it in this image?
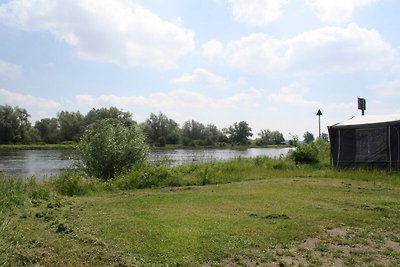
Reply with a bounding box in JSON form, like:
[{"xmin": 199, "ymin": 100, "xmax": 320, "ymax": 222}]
[{"xmin": 328, "ymin": 115, "xmax": 400, "ymax": 170}]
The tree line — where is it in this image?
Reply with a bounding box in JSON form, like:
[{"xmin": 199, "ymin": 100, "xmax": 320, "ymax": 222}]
[{"xmin": 0, "ymin": 104, "xmax": 296, "ymax": 146}]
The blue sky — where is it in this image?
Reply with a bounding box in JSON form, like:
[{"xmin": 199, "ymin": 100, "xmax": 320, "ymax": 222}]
[{"xmin": 1, "ymin": 0, "xmax": 400, "ymax": 139}]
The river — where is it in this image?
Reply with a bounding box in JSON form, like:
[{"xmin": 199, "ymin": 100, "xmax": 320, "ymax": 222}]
[{"xmin": 0, "ymin": 147, "xmax": 291, "ymax": 179}]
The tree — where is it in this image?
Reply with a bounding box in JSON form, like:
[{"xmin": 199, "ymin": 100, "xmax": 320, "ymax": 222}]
[
  {"xmin": 303, "ymin": 131, "xmax": 315, "ymax": 144},
  {"xmin": 181, "ymin": 120, "xmax": 205, "ymax": 144},
  {"xmin": 85, "ymin": 107, "xmax": 135, "ymax": 127},
  {"xmin": 140, "ymin": 113, "xmax": 180, "ymax": 146},
  {"xmin": 258, "ymin": 129, "xmax": 285, "ymax": 145},
  {"xmin": 203, "ymin": 124, "xmax": 224, "ymax": 145},
  {"xmin": 225, "ymin": 121, "xmax": 253, "ymax": 145},
  {"xmin": 34, "ymin": 118, "xmax": 61, "ymax": 144},
  {"xmin": 24, "ymin": 127, "xmax": 41, "ymax": 144},
  {"xmin": 319, "ymin": 133, "xmax": 329, "ymax": 142},
  {"xmin": 0, "ymin": 105, "xmax": 31, "ymax": 144},
  {"xmin": 14, "ymin": 107, "xmax": 31, "ymax": 143},
  {"xmin": 58, "ymin": 111, "xmax": 85, "ymax": 142},
  {"xmin": 78, "ymin": 119, "xmax": 148, "ymax": 180}
]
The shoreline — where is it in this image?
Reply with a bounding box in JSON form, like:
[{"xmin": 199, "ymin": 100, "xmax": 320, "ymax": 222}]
[{"xmin": 0, "ymin": 143, "xmax": 291, "ymax": 151}]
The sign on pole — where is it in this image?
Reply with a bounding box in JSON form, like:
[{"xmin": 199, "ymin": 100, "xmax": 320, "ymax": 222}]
[
  {"xmin": 316, "ymin": 109, "xmax": 322, "ymax": 138},
  {"xmin": 358, "ymin": 98, "xmax": 366, "ymax": 116}
]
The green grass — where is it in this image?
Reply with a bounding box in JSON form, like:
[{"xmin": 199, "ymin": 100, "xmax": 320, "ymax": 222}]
[{"xmin": 1, "ymin": 156, "xmax": 400, "ymax": 266}]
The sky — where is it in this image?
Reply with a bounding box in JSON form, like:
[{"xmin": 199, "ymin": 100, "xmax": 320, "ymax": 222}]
[{"xmin": 0, "ymin": 0, "xmax": 400, "ymax": 139}]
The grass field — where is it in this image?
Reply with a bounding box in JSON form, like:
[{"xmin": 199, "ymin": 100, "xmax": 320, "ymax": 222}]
[{"xmin": 1, "ymin": 157, "xmax": 400, "ymax": 266}]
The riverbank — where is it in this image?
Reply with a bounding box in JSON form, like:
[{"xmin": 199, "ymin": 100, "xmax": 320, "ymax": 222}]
[
  {"xmin": 0, "ymin": 144, "xmax": 77, "ymax": 150},
  {"xmin": 1, "ymin": 157, "xmax": 399, "ymax": 266}
]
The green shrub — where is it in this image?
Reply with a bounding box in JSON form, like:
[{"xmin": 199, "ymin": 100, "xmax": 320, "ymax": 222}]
[
  {"xmin": 51, "ymin": 171, "xmax": 102, "ymax": 196},
  {"xmin": 288, "ymin": 143, "xmax": 319, "ymax": 164},
  {"xmin": 114, "ymin": 164, "xmax": 182, "ymax": 190},
  {"xmin": 78, "ymin": 119, "xmax": 149, "ymax": 180},
  {"xmin": 313, "ymin": 139, "xmax": 330, "ymax": 165}
]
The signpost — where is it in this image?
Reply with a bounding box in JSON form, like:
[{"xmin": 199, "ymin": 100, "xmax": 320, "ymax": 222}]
[
  {"xmin": 316, "ymin": 109, "xmax": 322, "ymax": 139},
  {"xmin": 358, "ymin": 98, "xmax": 366, "ymax": 116}
]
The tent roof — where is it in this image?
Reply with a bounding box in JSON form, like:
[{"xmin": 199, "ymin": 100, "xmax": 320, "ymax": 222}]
[{"xmin": 330, "ymin": 114, "xmax": 400, "ymax": 128}]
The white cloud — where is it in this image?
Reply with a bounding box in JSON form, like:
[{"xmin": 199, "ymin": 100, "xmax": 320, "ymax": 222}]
[
  {"xmin": 0, "ymin": 88, "xmax": 62, "ymax": 121},
  {"xmin": 307, "ymin": 0, "xmax": 377, "ymax": 24},
  {"xmin": 76, "ymin": 88, "xmax": 265, "ymax": 111},
  {"xmin": 0, "ymin": 60, "xmax": 21, "ymax": 79},
  {"xmin": 220, "ymin": 88, "xmax": 266, "ymax": 107},
  {"xmin": 202, "ymin": 40, "xmax": 224, "ymax": 58},
  {"xmin": 268, "ymin": 83, "xmax": 354, "ymax": 111},
  {"xmin": 0, "ymin": 0, "xmax": 195, "ymax": 69},
  {"xmin": 0, "ymin": 88, "xmax": 61, "ymax": 109},
  {"xmin": 225, "ymin": 23, "xmax": 396, "ymax": 76},
  {"xmin": 269, "ymin": 83, "xmax": 319, "ymax": 108},
  {"xmin": 391, "ymin": 63, "xmax": 400, "ymax": 74},
  {"xmin": 171, "ymin": 68, "xmax": 229, "ymax": 90},
  {"xmin": 226, "ymin": 0, "xmax": 288, "ymax": 26},
  {"xmin": 372, "ymin": 80, "xmax": 400, "ymax": 96}
]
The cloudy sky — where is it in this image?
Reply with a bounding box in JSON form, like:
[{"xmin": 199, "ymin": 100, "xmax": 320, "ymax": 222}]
[{"xmin": 0, "ymin": 0, "xmax": 399, "ymax": 138}]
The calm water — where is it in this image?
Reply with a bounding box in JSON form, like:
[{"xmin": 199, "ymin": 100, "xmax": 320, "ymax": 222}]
[{"xmin": 0, "ymin": 147, "xmax": 290, "ymax": 179}]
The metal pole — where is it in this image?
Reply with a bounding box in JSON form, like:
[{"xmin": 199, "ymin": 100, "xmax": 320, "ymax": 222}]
[
  {"xmin": 316, "ymin": 109, "xmax": 322, "ymax": 139},
  {"xmin": 318, "ymin": 115, "xmax": 321, "ymax": 139}
]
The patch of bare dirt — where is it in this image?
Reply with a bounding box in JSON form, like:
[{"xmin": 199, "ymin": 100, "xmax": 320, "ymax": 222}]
[{"xmin": 210, "ymin": 227, "xmax": 400, "ymax": 266}]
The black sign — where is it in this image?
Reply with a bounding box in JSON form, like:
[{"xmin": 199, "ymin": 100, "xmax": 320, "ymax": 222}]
[{"xmin": 358, "ymin": 98, "xmax": 366, "ymax": 115}]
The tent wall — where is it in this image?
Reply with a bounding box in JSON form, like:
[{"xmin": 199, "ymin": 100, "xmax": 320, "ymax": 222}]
[
  {"xmin": 389, "ymin": 124, "xmax": 400, "ymax": 169},
  {"xmin": 329, "ymin": 122, "xmax": 400, "ymax": 169}
]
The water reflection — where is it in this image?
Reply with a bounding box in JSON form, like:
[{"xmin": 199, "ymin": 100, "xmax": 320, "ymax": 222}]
[
  {"xmin": 0, "ymin": 147, "xmax": 290, "ymax": 179},
  {"xmin": 0, "ymin": 150, "xmax": 77, "ymax": 179}
]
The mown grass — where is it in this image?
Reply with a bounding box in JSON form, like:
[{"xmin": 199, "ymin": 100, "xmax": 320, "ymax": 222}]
[{"xmin": 1, "ymin": 155, "xmax": 400, "ymax": 266}]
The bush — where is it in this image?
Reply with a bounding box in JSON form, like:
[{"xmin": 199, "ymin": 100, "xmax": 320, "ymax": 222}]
[
  {"xmin": 288, "ymin": 143, "xmax": 319, "ymax": 164},
  {"xmin": 78, "ymin": 119, "xmax": 149, "ymax": 180},
  {"xmin": 51, "ymin": 170, "xmax": 102, "ymax": 196},
  {"xmin": 114, "ymin": 164, "xmax": 182, "ymax": 190}
]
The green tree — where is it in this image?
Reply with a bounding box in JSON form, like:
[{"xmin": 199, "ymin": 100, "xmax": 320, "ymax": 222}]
[
  {"xmin": 225, "ymin": 121, "xmax": 253, "ymax": 145},
  {"xmin": 85, "ymin": 107, "xmax": 135, "ymax": 127},
  {"xmin": 140, "ymin": 113, "xmax": 180, "ymax": 146},
  {"xmin": 203, "ymin": 124, "xmax": 224, "ymax": 145},
  {"xmin": 34, "ymin": 118, "xmax": 61, "ymax": 144},
  {"xmin": 181, "ymin": 120, "xmax": 205, "ymax": 145},
  {"xmin": 24, "ymin": 127, "xmax": 41, "ymax": 144},
  {"xmin": 58, "ymin": 111, "xmax": 85, "ymax": 142},
  {"xmin": 258, "ymin": 129, "xmax": 285, "ymax": 145},
  {"xmin": 78, "ymin": 119, "xmax": 148, "ymax": 180},
  {"xmin": 319, "ymin": 133, "xmax": 329, "ymax": 142},
  {"xmin": 0, "ymin": 105, "xmax": 31, "ymax": 144},
  {"xmin": 303, "ymin": 131, "xmax": 315, "ymax": 144}
]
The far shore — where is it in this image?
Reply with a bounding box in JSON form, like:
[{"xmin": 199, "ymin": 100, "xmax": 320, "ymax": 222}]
[{"xmin": 0, "ymin": 143, "xmax": 291, "ymax": 151}]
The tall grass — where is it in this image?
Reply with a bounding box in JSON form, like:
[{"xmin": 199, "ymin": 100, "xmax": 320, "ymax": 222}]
[{"xmin": 0, "ymin": 175, "xmax": 51, "ymax": 211}]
